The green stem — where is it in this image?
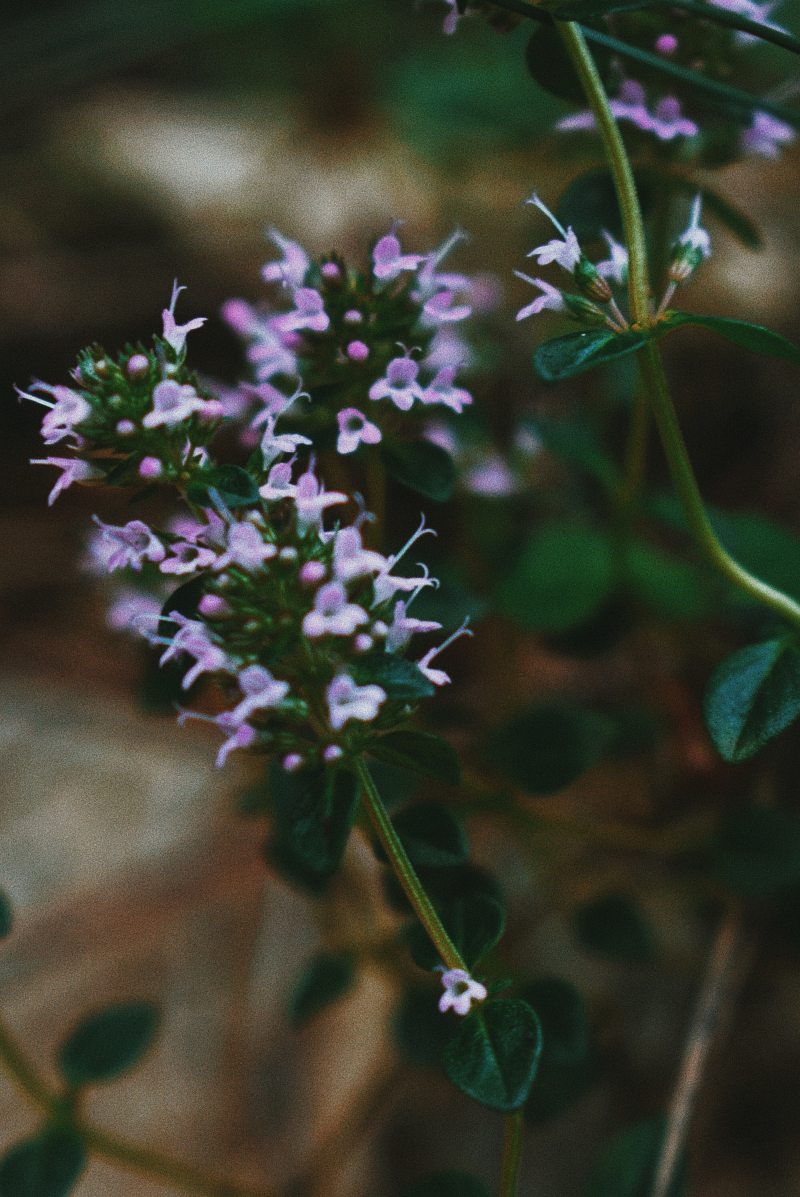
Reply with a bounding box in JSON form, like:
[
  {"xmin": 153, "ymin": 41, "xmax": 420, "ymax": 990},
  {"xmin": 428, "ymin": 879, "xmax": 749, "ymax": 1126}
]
[
  {"xmin": 0, "ymin": 1013, "xmax": 272, "ymax": 1197},
  {"xmin": 356, "ymin": 758, "xmax": 467, "ymax": 972},
  {"xmin": 498, "ymin": 1110, "xmax": 524, "ymax": 1197},
  {"xmin": 554, "ymin": 21, "xmax": 650, "ymax": 324},
  {"xmin": 638, "ymin": 344, "xmax": 800, "ymax": 627}
]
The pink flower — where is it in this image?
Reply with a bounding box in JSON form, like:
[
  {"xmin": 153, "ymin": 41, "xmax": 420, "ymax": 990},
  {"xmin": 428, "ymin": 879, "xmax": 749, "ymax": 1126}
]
[
  {"xmin": 333, "ymin": 526, "xmax": 387, "ymax": 583},
  {"xmin": 369, "ymin": 356, "xmax": 425, "ymax": 411},
  {"xmin": 741, "ymin": 110, "xmax": 796, "ymax": 158},
  {"xmin": 105, "ymin": 591, "xmax": 163, "ymax": 639},
  {"xmin": 144, "ymin": 380, "xmax": 220, "ymax": 428},
  {"xmin": 302, "ymin": 582, "xmax": 369, "ymax": 638},
  {"xmin": 513, "ymin": 273, "xmax": 566, "ymax": 321},
  {"xmin": 386, "ymin": 600, "xmax": 442, "ymax": 651},
  {"xmin": 326, "ymin": 674, "xmax": 386, "ymax": 731},
  {"xmin": 17, "ymin": 383, "xmax": 93, "ymax": 446},
  {"xmin": 421, "ymin": 289, "xmax": 472, "ymax": 325},
  {"xmin": 260, "ymin": 229, "xmax": 310, "ymax": 289},
  {"xmin": 162, "ymin": 281, "xmax": 207, "ymax": 356},
  {"xmin": 230, "ymin": 664, "xmax": 290, "ymax": 722},
  {"xmin": 259, "ymin": 413, "xmax": 312, "ymax": 465},
  {"xmin": 292, "ymin": 468, "xmax": 348, "ymax": 530},
  {"xmin": 214, "ymin": 716, "xmax": 258, "ymax": 767},
  {"xmin": 596, "ymin": 231, "xmax": 629, "ymax": 285},
  {"xmin": 160, "ymin": 614, "xmax": 231, "ymax": 689},
  {"xmin": 420, "ymin": 367, "xmax": 472, "ymax": 413},
  {"xmin": 160, "ymin": 542, "xmax": 219, "ymax": 576},
  {"xmin": 438, "ymin": 968, "xmax": 488, "ymax": 1016},
  {"xmin": 525, "ymin": 194, "xmax": 582, "ymax": 273},
  {"xmin": 558, "ymin": 80, "xmax": 698, "ymax": 142},
  {"xmin": 270, "ymin": 287, "xmax": 330, "ymax": 335},
  {"xmin": 214, "ymin": 521, "xmax": 277, "ymax": 571},
  {"xmin": 259, "ymin": 461, "xmax": 297, "ymax": 502},
  {"xmin": 372, "ymin": 232, "xmax": 425, "ymax": 282},
  {"xmin": 92, "ymin": 517, "xmax": 165, "ymax": 572},
  {"xmin": 417, "ymin": 620, "xmax": 472, "ymax": 687},
  {"xmin": 30, "ymin": 456, "xmax": 102, "ymax": 505},
  {"xmin": 336, "ymin": 407, "xmax": 382, "ymax": 455}
]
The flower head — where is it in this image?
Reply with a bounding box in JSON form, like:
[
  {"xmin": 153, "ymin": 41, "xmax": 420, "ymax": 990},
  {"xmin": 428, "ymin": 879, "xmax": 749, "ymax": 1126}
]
[
  {"xmin": 372, "ymin": 231, "xmax": 425, "ymax": 282},
  {"xmin": 513, "ymin": 272, "xmax": 566, "ymax": 321},
  {"xmin": 438, "ymin": 968, "xmax": 488, "ymax": 1016},
  {"xmin": 326, "ymin": 674, "xmax": 386, "ymax": 731},
  {"xmin": 30, "ymin": 456, "xmax": 102, "ymax": 505},
  {"xmin": 162, "ymin": 282, "xmax": 207, "ymax": 357},
  {"xmin": 261, "ymin": 229, "xmax": 310, "ymax": 289},
  {"xmin": 369, "ymin": 355, "xmax": 425, "ymax": 411},
  {"xmin": 337, "ymin": 407, "xmax": 382, "ymax": 455}
]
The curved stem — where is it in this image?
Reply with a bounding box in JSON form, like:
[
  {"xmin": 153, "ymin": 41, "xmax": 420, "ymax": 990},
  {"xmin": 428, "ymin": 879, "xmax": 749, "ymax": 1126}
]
[
  {"xmin": 356, "ymin": 758, "xmax": 467, "ymax": 972},
  {"xmin": 554, "ymin": 21, "xmax": 650, "ymax": 324},
  {"xmin": 0, "ymin": 1013, "xmax": 273, "ymax": 1197},
  {"xmin": 498, "ymin": 1109, "xmax": 524, "ymax": 1197}
]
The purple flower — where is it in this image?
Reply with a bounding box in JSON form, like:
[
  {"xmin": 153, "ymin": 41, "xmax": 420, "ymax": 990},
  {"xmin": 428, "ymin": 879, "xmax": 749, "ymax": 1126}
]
[
  {"xmin": 302, "ymin": 582, "xmax": 369, "ymax": 638},
  {"xmin": 144, "ymin": 380, "xmax": 220, "ymax": 428},
  {"xmin": 260, "ymin": 229, "xmax": 310, "ymax": 289},
  {"xmin": 417, "ymin": 620, "xmax": 472, "ymax": 687},
  {"xmin": 221, "ymin": 300, "xmax": 299, "ymax": 381},
  {"xmin": 336, "ymin": 407, "xmax": 382, "ymax": 455},
  {"xmin": 525, "ymin": 194, "xmax": 582, "ymax": 273},
  {"xmin": 438, "ymin": 968, "xmax": 487, "ymax": 1016},
  {"xmin": 373, "ymin": 516, "xmax": 437, "ymax": 604},
  {"xmin": 105, "ymin": 590, "xmax": 163, "ymax": 639},
  {"xmin": 421, "ymin": 367, "xmax": 472, "ymax": 414},
  {"xmin": 386, "ymin": 600, "xmax": 442, "ymax": 651},
  {"xmin": 215, "ymin": 520, "xmax": 277, "ymax": 571},
  {"xmin": 441, "ymin": 0, "xmax": 461, "ymax": 35},
  {"xmin": 596, "ymin": 231, "xmax": 629, "ymax": 286},
  {"xmin": 230, "ymin": 664, "xmax": 290, "ymax": 722},
  {"xmin": 372, "ymin": 232, "xmax": 425, "ymax": 282},
  {"xmin": 160, "ymin": 613, "xmax": 231, "ymax": 689},
  {"xmin": 677, "ymin": 194, "xmax": 712, "ymax": 260},
  {"xmin": 741, "ymin": 110, "xmax": 796, "ymax": 158},
  {"xmin": 464, "ymin": 454, "xmax": 518, "ymax": 497},
  {"xmin": 332, "ymin": 526, "xmax": 387, "ymax": 583},
  {"xmin": 30, "ymin": 456, "xmax": 102, "ymax": 505},
  {"xmin": 421, "ymin": 289, "xmax": 472, "ymax": 326},
  {"xmin": 259, "ymin": 413, "xmax": 313, "ymax": 465},
  {"xmin": 270, "ymin": 287, "xmax": 330, "ymax": 335},
  {"xmin": 17, "ymin": 383, "xmax": 93, "ymax": 446},
  {"xmin": 162, "ymin": 281, "xmax": 207, "ymax": 356},
  {"xmin": 258, "ymin": 461, "xmax": 297, "ymax": 502},
  {"xmin": 160, "ymin": 541, "xmax": 219, "ymax": 576},
  {"xmin": 369, "ymin": 356, "xmax": 425, "ymax": 411},
  {"xmin": 513, "ymin": 273, "xmax": 566, "ymax": 321},
  {"xmin": 294, "ymin": 468, "xmax": 348, "ymax": 529},
  {"xmin": 558, "ymin": 80, "xmax": 698, "ymax": 142},
  {"xmin": 92, "ymin": 517, "xmax": 165, "ymax": 572},
  {"xmin": 326, "ymin": 674, "xmax": 386, "ymax": 731},
  {"xmin": 214, "ymin": 716, "xmax": 258, "ymax": 768}
]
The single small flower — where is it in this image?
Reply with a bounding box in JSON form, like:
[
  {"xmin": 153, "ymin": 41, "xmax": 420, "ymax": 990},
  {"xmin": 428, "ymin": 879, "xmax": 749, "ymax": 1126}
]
[
  {"xmin": 214, "ymin": 520, "xmax": 277, "ymax": 571},
  {"xmin": 294, "ymin": 468, "xmax": 348, "ymax": 529},
  {"xmin": 417, "ymin": 620, "xmax": 472, "ymax": 687},
  {"xmin": 438, "ymin": 968, "xmax": 488, "ymax": 1016},
  {"xmin": 558, "ymin": 80, "xmax": 698, "ymax": 143},
  {"xmin": 441, "ymin": 0, "xmax": 461, "ymax": 35},
  {"xmin": 386, "ymin": 599, "xmax": 442, "ymax": 652},
  {"xmin": 162, "ymin": 281, "xmax": 207, "ymax": 356},
  {"xmin": 260, "ymin": 229, "xmax": 310, "ymax": 289},
  {"xmin": 160, "ymin": 541, "xmax": 219, "ymax": 576},
  {"xmin": 372, "ymin": 232, "xmax": 426, "ymax": 282},
  {"xmin": 144, "ymin": 380, "xmax": 220, "ymax": 428},
  {"xmin": 259, "ymin": 413, "xmax": 313, "ymax": 465},
  {"xmin": 650, "ymin": 96, "xmax": 699, "ymax": 141},
  {"xmin": 369, "ymin": 356, "xmax": 425, "ymax": 411},
  {"xmin": 106, "ymin": 590, "xmax": 163, "ymax": 639},
  {"xmin": 259, "ymin": 461, "xmax": 297, "ymax": 502},
  {"xmin": 740, "ymin": 110, "xmax": 796, "ymax": 159},
  {"xmin": 596, "ymin": 231, "xmax": 629, "ymax": 286},
  {"xmin": 336, "ymin": 407, "xmax": 382, "ymax": 455},
  {"xmin": 92, "ymin": 517, "xmax": 165, "ymax": 572},
  {"xmin": 17, "ymin": 383, "xmax": 93, "ymax": 446},
  {"xmin": 373, "ymin": 516, "xmax": 437, "ymax": 605},
  {"xmin": 30, "ymin": 456, "xmax": 102, "ymax": 505},
  {"xmin": 421, "ymin": 367, "xmax": 472, "ymax": 413},
  {"xmin": 230, "ymin": 664, "xmax": 290, "ymax": 722},
  {"xmin": 421, "ymin": 289, "xmax": 472, "ymax": 326},
  {"xmin": 326, "ymin": 674, "xmax": 386, "ymax": 731},
  {"xmin": 332, "ymin": 526, "xmax": 387, "ymax": 583},
  {"xmin": 525, "ymin": 194, "xmax": 582, "ymax": 273},
  {"xmin": 513, "ymin": 272, "xmax": 566, "ymax": 321},
  {"xmin": 270, "ymin": 287, "xmax": 330, "ymax": 334},
  {"xmin": 213, "ymin": 712, "xmax": 258, "ymax": 768},
  {"xmin": 160, "ymin": 614, "xmax": 231, "ymax": 689},
  {"xmin": 669, "ymin": 194, "xmax": 711, "ymax": 283},
  {"xmin": 302, "ymin": 582, "xmax": 369, "ymax": 638}
]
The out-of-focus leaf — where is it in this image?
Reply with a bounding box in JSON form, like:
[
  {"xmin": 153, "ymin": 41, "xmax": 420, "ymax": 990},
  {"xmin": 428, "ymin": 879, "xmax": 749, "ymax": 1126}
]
[
  {"xmin": 497, "ymin": 522, "xmax": 615, "ymax": 633},
  {"xmin": 704, "ymin": 639, "xmax": 800, "ymax": 762}
]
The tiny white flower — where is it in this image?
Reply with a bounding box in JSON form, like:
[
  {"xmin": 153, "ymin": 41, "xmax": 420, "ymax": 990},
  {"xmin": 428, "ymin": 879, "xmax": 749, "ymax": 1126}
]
[
  {"xmin": 525, "ymin": 193, "xmax": 582, "ymax": 273},
  {"xmin": 513, "ymin": 272, "xmax": 566, "ymax": 321},
  {"xmin": 438, "ymin": 968, "xmax": 488, "ymax": 1016}
]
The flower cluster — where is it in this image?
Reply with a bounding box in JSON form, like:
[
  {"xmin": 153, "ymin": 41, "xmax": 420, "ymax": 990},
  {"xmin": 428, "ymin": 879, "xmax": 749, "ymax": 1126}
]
[
  {"xmin": 221, "ymin": 227, "xmax": 476, "ymax": 458},
  {"xmin": 513, "ymin": 191, "xmax": 711, "ymax": 330}
]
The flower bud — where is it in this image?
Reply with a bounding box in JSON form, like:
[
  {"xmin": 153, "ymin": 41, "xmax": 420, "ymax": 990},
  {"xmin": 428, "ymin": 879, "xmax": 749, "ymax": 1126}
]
[
  {"xmin": 574, "ymin": 256, "xmax": 613, "ymax": 304},
  {"xmin": 562, "ymin": 293, "xmax": 609, "ymax": 325},
  {"xmin": 138, "ymin": 456, "xmax": 162, "ymax": 479},
  {"xmin": 127, "ymin": 353, "xmax": 150, "ymax": 379},
  {"xmin": 198, "ymin": 594, "xmax": 231, "ymax": 618},
  {"xmin": 282, "ymin": 752, "xmax": 303, "ymax": 772},
  {"xmin": 346, "ymin": 340, "xmax": 369, "ymax": 362}
]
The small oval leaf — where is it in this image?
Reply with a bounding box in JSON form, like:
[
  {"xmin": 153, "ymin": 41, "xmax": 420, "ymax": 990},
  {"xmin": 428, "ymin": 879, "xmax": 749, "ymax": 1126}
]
[
  {"xmin": 704, "ymin": 638, "xmax": 800, "ymax": 763},
  {"xmin": 0, "ymin": 1127, "xmax": 86, "ymax": 1197},
  {"xmin": 57, "ymin": 1002, "xmax": 160, "ymax": 1088},
  {"xmin": 443, "ymin": 999, "xmax": 542, "ymax": 1112},
  {"xmin": 534, "ymin": 328, "xmax": 649, "ymax": 382}
]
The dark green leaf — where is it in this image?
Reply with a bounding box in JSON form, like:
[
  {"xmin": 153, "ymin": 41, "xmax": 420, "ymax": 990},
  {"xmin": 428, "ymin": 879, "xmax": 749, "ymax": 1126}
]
[
  {"xmin": 393, "ymin": 986, "xmax": 458, "ymax": 1069},
  {"xmin": 390, "ymin": 803, "xmax": 469, "ymax": 870},
  {"xmin": 588, "ymin": 1117, "xmax": 686, "ymax": 1197},
  {"xmin": 714, "ymin": 808, "xmax": 800, "ymax": 897},
  {"xmin": 406, "ymin": 893, "xmax": 506, "ymax": 970},
  {"xmin": 534, "ymin": 329, "xmax": 649, "ymax": 383},
  {"xmin": 574, "ymin": 893, "xmax": 654, "ymax": 963},
  {"xmin": 369, "ymin": 730, "xmax": 461, "ymax": 785},
  {"xmin": 497, "ymin": 522, "xmax": 615, "ymax": 633},
  {"xmin": 525, "ymin": 24, "xmax": 613, "ymax": 104},
  {"xmin": 288, "ymin": 952, "xmax": 356, "ymax": 1027},
  {"xmin": 266, "ymin": 764, "xmax": 359, "ymax": 892},
  {"xmin": 531, "ymin": 415, "xmax": 621, "ymax": 492},
  {"xmin": 625, "ymin": 541, "xmax": 711, "ymax": 621},
  {"xmin": 0, "ymin": 1127, "xmax": 86, "ymax": 1197},
  {"xmin": 0, "ymin": 891, "xmax": 11, "ymax": 939},
  {"xmin": 58, "ymin": 1002, "xmax": 159, "ymax": 1087},
  {"xmin": 522, "ymin": 976, "xmax": 593, "ymax": 1124},
  {"xmin": 487, "ymin": 703, "xmax": 615, "ymax": 795},
  {"xmin": 186, "ymin": 463, "xmax": 260, "ymax": 509},
  {"xmin": 158, "ymin": 574, "xmax": 206, "ymax": 630},
  {"xmin": 443, "ymin": 999, "xmax": 542, "ymax": 1112},
  {"xmin": 382, "ymin": 440, "xmax": 456, "ymax": 502},
  {"xmin": 350, "ymin": 654, "xmax": 435, "ymax": 700},
  {"xmin": 703, "ymin": 639, "xmax": 800, "ymax": 763},
  {"xmin": 657, "ymin": 311, "xmax": 800, "ymax": 365},
  {"xmin": 400, "ymin": 1173, "xmax": 491, "ymax": 1197}
]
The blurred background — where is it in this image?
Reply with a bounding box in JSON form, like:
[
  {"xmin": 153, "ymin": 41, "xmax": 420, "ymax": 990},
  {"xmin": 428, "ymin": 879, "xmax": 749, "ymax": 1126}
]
[{"xmin": 2, "ymin": 1, "xmax": 800, "ymax": 1194}]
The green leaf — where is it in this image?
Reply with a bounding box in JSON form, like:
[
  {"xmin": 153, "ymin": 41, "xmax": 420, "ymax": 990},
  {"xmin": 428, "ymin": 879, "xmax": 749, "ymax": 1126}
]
[
  {"xmin": 288, "ymin": 952, "xmax": 356, "ymax": 1027},
  {"xmin": 522, "ymin": 976, "xmax": 593, "ymax": 1124},
  {"xmin": 406, "ymin": 893, "xmax": 505, "ymax": 971},
  {"xmin": 186, "ymin": 463, "xmax": 260, "ymax": 509},
  {"xmin": 487, "ymin": 703, "xmax": 615, "ymax": 795},
  {"xmin": 625, "ymin": 541, "xmax": 711, "ymax": 621},
  {"xmin": 525, "ymin": 24, "xmax": 613, "ymax": 104},
  {"xmin": 266, "ymin": 764, "xmax": 359, "ymax": 892},
  {"xmin": 443, "ymin": 999, "xmax": 542, "ymax": 1112},
  {"xmin": 657, "ymin": 311, "xmax": 800, "ymax": 365},
  {"xmin": 588, "ymin": 1117, "xmax": 686, "ymax": 1197},
  {"xmin": 0, "ymin": 891, "xmax": 12, "ymax": 939},
  {"xmin": 497, "ymin": 522, "xmax": 615, "ymax": 633},
  {"xmin": 393, "ymin": 986, "xmax": 458, "ymax": 1069},
  {"xmin": 58, "ymin": 1002, "xmax": 159, "ymax": 1088},
  {"xmin": 531, "ymin": 415, "xmax": 621, "ymax": 492},
  {"xmin": 703, "ymin": 639, "xmax": 800, "ymax": 763},
  {"xmin": 714, "ymin": 808, "xmax": 800, "ymax": 897},
  {"xmin": 369, "ymin": 730, "xmax": 461, "ymax": 784},
  {"xmin": 350, "ymin": 654, "xmax": 435, "ymax": 700},
  {"xmin": 0, "ymin": 1127, "xmax": 86, "ymax": 1197},
  {"xmin": 534, "ymin": 328, "xmax": 649, "ymax": 383},
  {"xmin": 574, "ymin": 893, "xmax": 654, "ymax": 963},
  {"xmin": 382, "ymin": 440, "xmax": 456, "ymax": 502},
  {"xmin": 400, "ymin": 1173, "xmax": 491, "ymax": 1197},
  {"xmin": 390, "ymin": 803, "xmax": 469, "ymax": 870}
]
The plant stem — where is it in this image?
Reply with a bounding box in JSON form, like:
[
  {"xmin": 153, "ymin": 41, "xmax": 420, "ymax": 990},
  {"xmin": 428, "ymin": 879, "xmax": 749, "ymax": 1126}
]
[
  {"xmin": 0, "ymin": 1012, "xmax": 272, "ymax": 1197},
  {"xmin": 498, "ymin": 1109, "xmax": 524, "ymax": 1197},
  {"xmin": 356, "ymin": 758, "xmax": 467, "ymax": 972},
  {"xmin": 639, "ymin": 343, "xmax": 800, "ymax": 627},
  {"xmin": 650, "ymin": 909, "xmax": 743, "ymax": 1197},
  {"xmin": 554, "ymin": 21, "xmax": 650, "ymax": 324}
]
